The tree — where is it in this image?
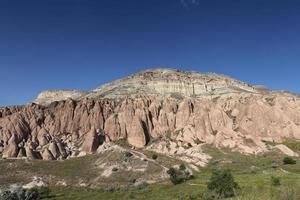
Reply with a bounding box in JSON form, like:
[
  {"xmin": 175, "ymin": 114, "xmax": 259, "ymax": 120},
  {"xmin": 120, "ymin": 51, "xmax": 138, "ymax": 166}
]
[
  {"xmin": 167, "ymin": 165, "xmax": 192, "ymax": 185},
  {"xmin": 207, "ymin": 169, "xmax": 239, "ymax": 198}
]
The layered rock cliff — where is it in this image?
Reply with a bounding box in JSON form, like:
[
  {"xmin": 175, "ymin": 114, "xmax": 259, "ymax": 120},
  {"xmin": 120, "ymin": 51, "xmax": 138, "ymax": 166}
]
[{"xmin": 1, "ymin": 68, "xmax": 300, "ymax": 165}]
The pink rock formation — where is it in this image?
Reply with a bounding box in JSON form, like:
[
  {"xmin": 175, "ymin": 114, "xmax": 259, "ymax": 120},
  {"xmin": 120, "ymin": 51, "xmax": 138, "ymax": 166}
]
[
  {"xmin": 81, "ymin": 127, "xmax": 100, "ymax": 153},
  {"xmin": 42, "ymin": 148, "xmax": 55, "ymax": 160},
  {"xmin": 2, "ymin": 134, "xmax": 18, "ymax": 158},
  {"xmin": 1, "ymin": 69, "xmax": 300, "ymax": 161}
]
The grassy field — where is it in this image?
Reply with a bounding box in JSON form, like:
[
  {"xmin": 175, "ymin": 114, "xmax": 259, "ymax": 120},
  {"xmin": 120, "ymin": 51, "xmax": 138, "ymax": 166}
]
[
  {"xmin": 2, "ymin": 144, "xmax": 300, "ymax": 199},
  {"xmin": 45, "ymin": 172, "xmax": 300, "ymax": 200},
  {"xmin": 41, "ymin": 145, "xmax": 300, "ymax": 200}
]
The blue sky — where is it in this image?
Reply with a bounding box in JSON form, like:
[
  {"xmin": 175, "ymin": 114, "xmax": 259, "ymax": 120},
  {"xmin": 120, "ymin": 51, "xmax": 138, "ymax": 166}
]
[{"xmin": 1, "ymin": 0, "xmax": 300, "ymax": 106}]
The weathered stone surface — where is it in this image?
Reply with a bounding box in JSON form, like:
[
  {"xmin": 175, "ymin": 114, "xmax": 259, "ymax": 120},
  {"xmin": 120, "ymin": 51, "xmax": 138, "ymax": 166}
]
[
  {"xmin": 42, "ymin": 148, "xmax": 55, "ymax": 160},
  {"xmin": 274, "ymin": 144, "xmax": 299, "ymax": 157},
  {"xmin": 127, "ymin": 116, "xmax": 148, "ymax": 148},
  {"xmin": 81, "ymin": 127, "xmax": 100, "ymax": 153},
  {"xmin": 49, "ymin": 142, "xmax": 61, "ymax": 159},
  {"xmin": 17, "ymin": 147, "xmax": 26, "ymax": 158},
  {"xmin": 2, "ymin": 134, "xmax": 19, "ymax": 158}
]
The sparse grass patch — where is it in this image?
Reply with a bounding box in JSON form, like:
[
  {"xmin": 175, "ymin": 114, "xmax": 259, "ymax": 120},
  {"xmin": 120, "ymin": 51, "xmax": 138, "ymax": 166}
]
[
  {"xmin": 271, "ymin": 176, "xmax": 281, "ymax": 186},
  {"xmin": 2, "ymin": 145, "xmax": 300, "ymax": 199}
]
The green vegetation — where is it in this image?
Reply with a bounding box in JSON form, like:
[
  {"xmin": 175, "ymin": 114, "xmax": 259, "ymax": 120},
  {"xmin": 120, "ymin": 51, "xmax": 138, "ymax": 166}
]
[
  {"xmin": 207, "ymin": 169, "xmax": 239, "ymax": 198},
  {"xmin": 151, "ymin": 154, "xmax": 158, "ymax": 160},
  {"xmin": 0, "ymin": 186, "xmax": 51, "ymax": 200},
  {"xmin": 0, "ymin": 154, "xmax": 99, "ymax": 186},
  {"xmin": 271, "ymin": 176, "xmax": 281, "ymax": 186},
  {"xmin": 3, "ymin": 145, "xmax": 300, "ymax": 199},
  {"xmin": 167, "ymin": 165, "xmax": 192, "ymax": 185},
  {"xmin": 283, "ymin": 156, "xmax": 296, "ymax": 165}
]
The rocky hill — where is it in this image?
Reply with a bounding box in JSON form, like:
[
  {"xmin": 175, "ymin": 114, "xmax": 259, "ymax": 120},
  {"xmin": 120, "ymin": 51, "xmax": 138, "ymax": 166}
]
[
  {"xmin": 1, "ymin": 68, "xmax": 300, "ymax": 167},
  {"xmin": 34, "ymin": 68, "xmax": 261, "ymax": 105}
]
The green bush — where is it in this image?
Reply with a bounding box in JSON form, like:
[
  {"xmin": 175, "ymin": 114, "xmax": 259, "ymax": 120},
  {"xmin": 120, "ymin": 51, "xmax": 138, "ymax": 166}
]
[
  {"xmin": 283, "ymin": 156, "xmax": 296, "ymax": 165},
  {"xmin": 152, "ymin": 154, "xmax": 158, "ymax": 160},
  {"xmin": 0, "ymin": 186, "xmax": 42, "ymax": 200},
  {"xmin": 207, "ymin": 169, "xmax": 239, "ymax": 198},
  {"xmin": 167, "ymin": 167, "xmax": 183, "ymax": 185},
  {"xmin": 179, "ymin": 164, "xmax": 186, "ymax": 171},
  {"xmin": 167, "ymin": 165, "xmax": 192, "ymax": 185},
  {"xmin": 271, "ymin": 176, "xmax": 281, "ymax": 186}
]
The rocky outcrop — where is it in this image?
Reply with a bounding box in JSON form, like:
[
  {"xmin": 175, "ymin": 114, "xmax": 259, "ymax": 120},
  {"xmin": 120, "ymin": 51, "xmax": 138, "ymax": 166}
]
[
  {"xmin": 127, "ymin": 116, "xmax": 148, "ymax": 148},
  {"xmin": 90, "ymin": 68, "xmax": 258, "ymax": 99},
  {"xmin": 1, "ymin": 68, "xmax": 300, "ymax": 162},
  {"xmin": 34, "ymin": 90, "xmax": 87, "ymax": 105},
  {"xmin": 42, "ymin": 149, "xmax": 55, "ymax": 160},
  {"xmin": 17, "ymin": 147, "xmax": 26, "ymax": 158},
  {"xmin": 49, "ymin": 142, "xmax": 61, "ymax": 159},
  {"xmin": 2, "ymin": 134, "xmax": 19, "ymax": 158},
  {"xmin": 81, "ymin": 127, "xmax": 101, "ymax": 153}
]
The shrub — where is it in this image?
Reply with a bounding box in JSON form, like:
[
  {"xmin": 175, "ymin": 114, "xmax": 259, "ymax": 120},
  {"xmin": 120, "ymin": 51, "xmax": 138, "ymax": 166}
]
[
  {"xmin": 283, "ymin": 156, "xmax": 296, "ymax": 165},
  {"xmin": 124, "ymin": 152, "xmax": 133, "ymax": 158},
  {"xmin": 135, "ymin": 182, "xmax": 149, "ymax": 190},
  {"xmin": 207, "ymin": 169, "xmax": 239, "ymax": 198},
  {"xmin": 167, "ymin": 165, "xmax": 192, "ymax": 185},
  {"xmin": 152, "ymin": 154, "xmax": 158, "ymax": 160},
  {"xmin": 25, "ymin": 188, "xmax": 40, "ymax": 200},
  {"xmin": 167, "ymin": 167, "xmax": 183, "ymax": 185},
  {"xmin": 0, "ymin": 186, "xmax": 41, "ymax": 200},
  {"xmin": 271, "ymin": 176, "xmax": 281, "ymax": 186},
  {"xmin": 112, "ymin": 167, "xmax": 118, "ymax": 172},
  {"xmin": 179, "ymin": 164, "xmax": 186, "ymax": 171}
]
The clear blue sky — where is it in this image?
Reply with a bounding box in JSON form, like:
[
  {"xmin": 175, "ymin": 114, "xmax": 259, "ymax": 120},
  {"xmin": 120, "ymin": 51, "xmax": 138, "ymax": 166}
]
[{"xmin": 1, "ymin": 0, "xmax": 300, "ymax": 106}]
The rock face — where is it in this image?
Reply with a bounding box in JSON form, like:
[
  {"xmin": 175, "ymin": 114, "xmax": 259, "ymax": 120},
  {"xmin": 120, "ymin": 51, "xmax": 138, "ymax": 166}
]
[
  {"xmin": 81, "ymin": 127, "xmax": 101, "ymax": 153},
  {"xmin": 90, "ymin": 68, "xmax": 257, "ymax": 99},
  {"xmin": 34, "ymin": 90, "xmax": 87, "ymax": 105},
  {"xmin": 1, "ymin": 68, "xmax": 300, "ymax": 163},
  {"xmin": 2, "ymin": 134, "xmax": 19, "ymax": 158},
  {"xmin": 42, "ymin": 149, "xmax": 55, "ymax": 160}
]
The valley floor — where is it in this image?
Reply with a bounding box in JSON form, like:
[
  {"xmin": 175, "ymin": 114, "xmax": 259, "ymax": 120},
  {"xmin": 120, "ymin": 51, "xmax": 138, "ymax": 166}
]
[
  {"xmin": 2, "ymin": 143, "xmax": 300, "ymax": 200},
  {"xmin": 46, "ymin": 171, "xmax": 300, "ymax": 200}
]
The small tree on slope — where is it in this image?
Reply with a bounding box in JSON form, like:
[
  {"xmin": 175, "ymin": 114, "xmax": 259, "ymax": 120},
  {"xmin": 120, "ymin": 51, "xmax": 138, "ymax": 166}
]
[{"xmin": 207, "ymin": 169, "xmax": 239, "ymax": 198}]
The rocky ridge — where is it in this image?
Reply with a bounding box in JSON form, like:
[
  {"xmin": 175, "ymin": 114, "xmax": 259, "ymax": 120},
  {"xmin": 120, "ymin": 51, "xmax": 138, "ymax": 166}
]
[{"xmin": 1, "ymin": 68, "xmax": 300, "ymax": 165}]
